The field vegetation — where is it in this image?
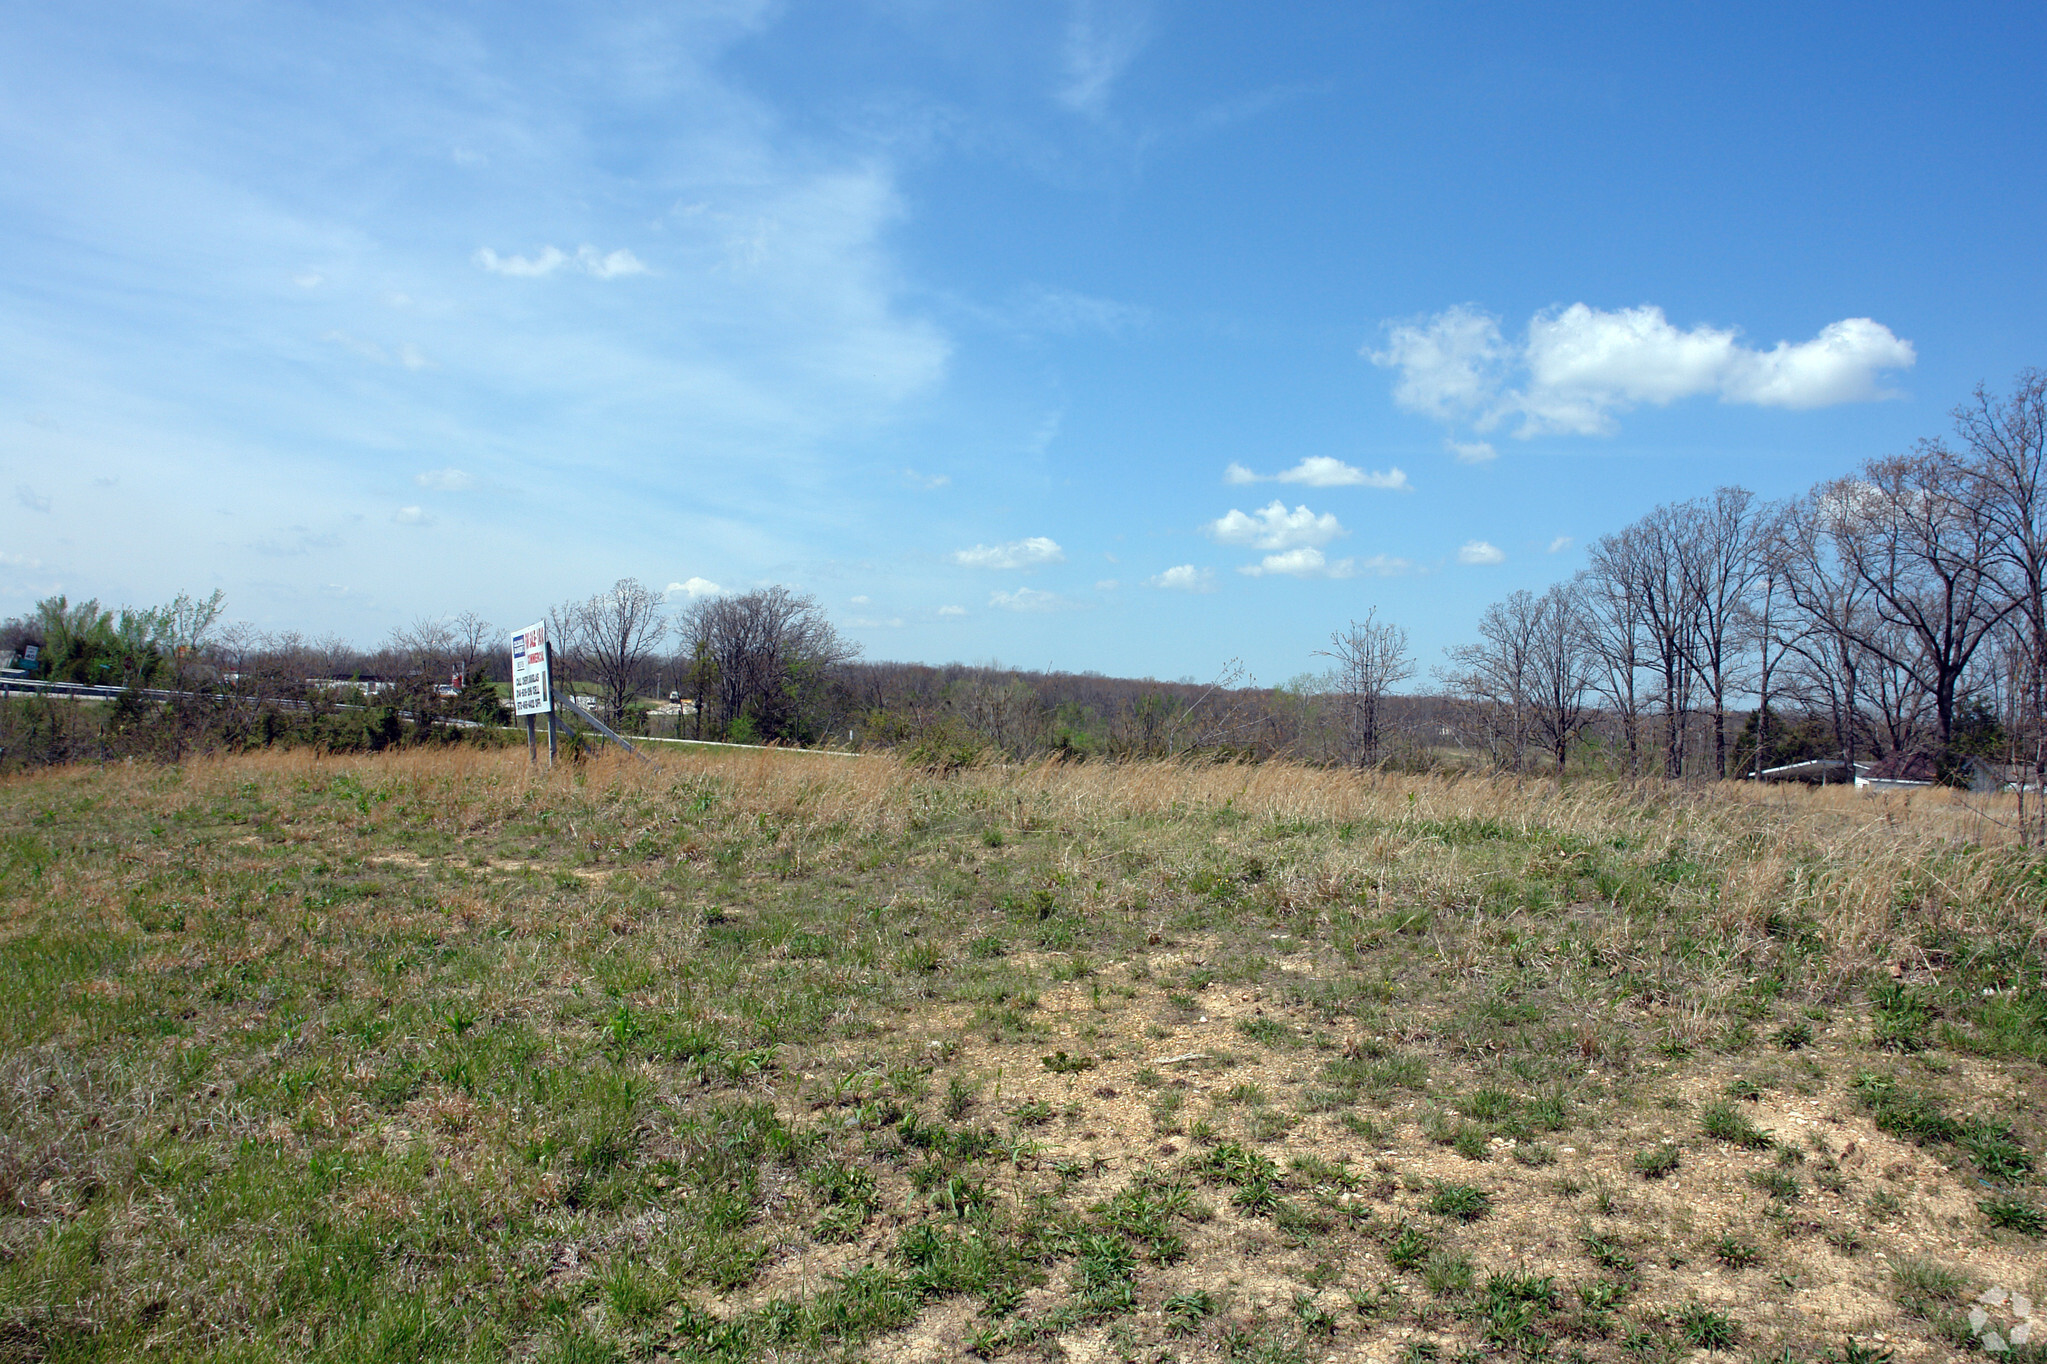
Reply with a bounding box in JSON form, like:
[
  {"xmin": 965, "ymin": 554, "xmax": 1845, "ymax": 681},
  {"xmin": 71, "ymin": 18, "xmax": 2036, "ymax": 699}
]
[{"xmin": 3, "ymin": 745, "xmax": 2043, "ymax": 1362}]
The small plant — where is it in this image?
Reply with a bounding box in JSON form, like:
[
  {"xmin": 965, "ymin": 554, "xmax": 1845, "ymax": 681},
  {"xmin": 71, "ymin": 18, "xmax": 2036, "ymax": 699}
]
[
  {"xmin": 1237, "ymin": 1016, "xmax": 1298, "ymax": 1048},
  {"xmin": 1888, "ymin": 1255, "xmax": 1967, "ymax": 1315},
  {"xmin": 1725, "ymin": 1076, "xmax": 1764, "ymax": 1101},
  {"xmin": 1871, "ymin": 981, "xmax": 1933, "ymax": 1052},
  {"xmin": 1293, "ymin": 1291, "xmax": 1337, "ymax": 1338},
  {"xmin": 1712, "ymin": 1234, "xmax": 1761, "ymax": 1268},
  {"xmin": 1674, "ymin": 1301, "xmax": 1738, "ymax": 1349},
  {"xmin": 1700, "ymin": 1100, "xmax": 1774, "ymax": 1148},
  {"xmin": 1422, "ymin": 1250, "xmax": 1474, "ymax": 1296},
  {"xmin": 1426, "ymin": 1181, "xmax": 1492, "ymax": 1221},
  {"xmin": 1772, "ymin": 1020, "xmax": 1815, "ymax": 1050},
  {"xmin": 1384, "ymin": 1222, "xmax": 1433, "ymax": 1271},
  {"xmin": 1579, "ymin": 1231, "xmax": 1636, "ymax": 1275},
  {"xmin": 1977, "ymin": 1194, "xmax": 2045, "ymax": 1234},
  {"xmin": 1040, "ymin": 1050, "xmax": 1095, "ymax": 1075},
  {"xmin": 1451, "ymin": 1125, "xmax": 1492, "ymax": 1162},
  {"xmin": 1163, "ymin": 1289, "xmax": 1215, "ymax": 1335},
  {"xmin": 1632, "ymin": 1143, "xmax": 1681, "ymax": 1180},
  {"xmin": 1748, "ymin": 1169, "xmax": 1800, "ymax": 1201}
]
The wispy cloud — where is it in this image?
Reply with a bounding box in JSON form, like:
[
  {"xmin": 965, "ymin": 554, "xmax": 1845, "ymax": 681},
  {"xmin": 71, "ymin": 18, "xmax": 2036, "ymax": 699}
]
[
  {"xmin": 393, "ymin": 505, "xmax": 433, "ymax": 526},
  {"xmin": 16, "ymin": 485, "xmax": 51, "ymax": 513},
  {"xmin": 902, "ymin": 468, "xmax": 950, "ymax": 490},
  {"xmin": 1057, "ymin": 0, "xmax": 1150, "ymax": 118},
  {"xmin": 1206, "ymin": 501, "xmax": 1344, "ymax": 552},
  {"xmin": 989, "ymin": 586, "xmax": 1070, "ymax": 611},
  {"xmin": 951, "ymin": 536, "xmax": 1066, "ymax": 569},
  {"xmin": 415, "ymin": 469, "xmax": 473, "ymax": 491},
  {"xmin": 1547, "ymin": 535, "xmax": 1573, "ymax": 554},
  {"xmin": 1149, "ymin": 565, "xmax": 1215, "ymax": 592},
  {"xmin": 1370, "ymin": 303, "xmax": 1916, "ymax": 439},
  {"xmin": 666, "ymin": 577, "xmax": 723, "ymax": 599},
  {"xmin": 1445, "ymin": 439, "xmax": 1496, "ymax": 465},
  {"xmin": 937, "ymin": 605, "xmax": 968, "ymax": 617},
  {"xmin": 1458, "ymin": 539, "xmax": 1505, "ymax": 565},
  {"xmin": 1224, "ymin": 457, "xmax": 1409, "ymax": 490},
  {"xmin": 473, "ymin": 245, "xmax": 651, "ymax": 279}
]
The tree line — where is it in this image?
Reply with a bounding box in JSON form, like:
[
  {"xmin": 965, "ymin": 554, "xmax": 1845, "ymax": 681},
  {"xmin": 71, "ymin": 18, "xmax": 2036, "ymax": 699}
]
[
  {"xmin": 6, "ymin": 371, "xmax": 2041, "ymax": 789},
  {"xmin": 1429, "ymin": 372, "xmax": 2047, "ymax": 802}
]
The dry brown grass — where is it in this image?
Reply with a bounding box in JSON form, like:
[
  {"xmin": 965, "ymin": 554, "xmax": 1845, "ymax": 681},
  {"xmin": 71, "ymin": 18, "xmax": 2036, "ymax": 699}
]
[{"xmin": 1, "ymin": 746, "xmax": 2042, "ymax": 1363}]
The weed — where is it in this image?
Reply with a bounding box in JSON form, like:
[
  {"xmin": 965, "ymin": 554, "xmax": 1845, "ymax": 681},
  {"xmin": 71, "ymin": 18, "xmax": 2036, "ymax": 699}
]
[
  {"xmin": 1164, "ymin": 1289, "xmax": 1216, "ymax": 1335},
  {"xmin": 1701, "ymin": 1100, "xmax": 1775, "ymax": 1148},
  {"xmin": 1426, "ymin": 1181, "xmax": 1492, "ymax": 1221},
  {"xmin": 1977, "ymin": 1194, "xmax": 2045, "ymax": 1234},
  {"xmin": 1773, "ymin": 1020, "xmax": 1815, "ymax": 1050},
  {"xmin": 1674, "ymin": 1301, "xmax": 1738, "ymax": 1349},
  {"xmin": 1711, "ymin": 1234, "xmax": 1761, "ymax": 1268},
  {"xmin": 1749, "ymin": 1169, "xmax": 1801, "ymax": 1201},
  {"xmin": 1632, "ymin": 1144, "xmax": 1681, "ymax": 1180}
]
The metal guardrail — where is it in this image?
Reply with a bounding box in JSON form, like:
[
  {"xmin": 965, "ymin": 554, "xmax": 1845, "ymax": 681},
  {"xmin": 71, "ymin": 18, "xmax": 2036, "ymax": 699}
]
[{"xmin": 0, "ymin": 676, "xmax": 484, "ymax": 726}]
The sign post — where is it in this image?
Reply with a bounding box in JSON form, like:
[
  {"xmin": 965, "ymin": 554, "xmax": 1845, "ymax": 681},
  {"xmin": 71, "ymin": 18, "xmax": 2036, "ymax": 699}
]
[{"xmin": 510, "ymin": 623, "xmax": 552, "ymax": 765}]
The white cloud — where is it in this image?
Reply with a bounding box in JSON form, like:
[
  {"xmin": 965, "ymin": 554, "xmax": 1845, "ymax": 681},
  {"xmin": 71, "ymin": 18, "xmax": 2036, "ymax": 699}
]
[
  {"xmin": 576, "ymin": 245, "xmax": 648, "ymax": 279},
  {"xmin": 415, "ymin": 468, "xmax": 473, "ymax": 491},
  {"xmin": 666, "ymin": 577, "xmax": 723, "ymax": 599},
  {"xmin": 1548, "ymin": 535, "xmax": 1573, "ymax": 554},
  {"xmin": 937, "ymin": 605, "xmax": 968, "ymax": 617},
  {"xmin": 1238, "ymin": 547, "xmax": 1355, "ymax": 579},
  {"xmin": 849, "ymin": 615, "xmax": 904, "ymax": 629},
  {"xmin": 393, "ymin": 505, "xmax": 432, "ymax": 526},
  {"xmin": 397, "ymin": 344, "xmax": 432, "ymax": 372},
  {"xmin": 473, "ymin": 244, "xmax": 649, "ymax": 280},
  {"xmin": 850, "ymin": 595, "xmax": 870, "ymax": 605},
  {"xmin": 1094, "ymin": 578, "xmax": 1120, "ymax": 591},
  {"xmin": 1371, "ymin": 303, "xmax": 1915, "ymax": 439},
  {"xmin": 1368, "ymin": 304, "xmax": 1510, "ymax": 424},
  {"xmin": 473, "ymin": 246, "xmax": 566, "ymax": 277},
  {"xmin": 989, "ymin": 587, "xmax": 1067, "ymax": 612},
  {"xmin": 1446, "ymin": 439, "xmax": 1496, "ymax": 465},
  {"xmin": 902, "ymin": 468, "xmax": 949, "ymax": 490},
  {"xmin": 293, "ymin": 271, "xmax": 323, "ymax": 289},
  {"xmin": 16, "ymin": 484, "xmax": 51, "ymax": 513},
  {"xmin": 1207, "ymin": 501, "xmax": 1344, "ymax": 552},
  {"xmin": 1225, "ymin": 456, "xmax": 1409, "ymax": 490},
  {"xmin": 1150, "ymin": 565, "xmax": 1216, "ymax": 592},
  {"xmin": 950, "ymin": 536, "xmax": 1065, "ymax": 569},
  {"xmin": 1458, "ymin": 539, "xmax": 1505, "ymax": 565}
]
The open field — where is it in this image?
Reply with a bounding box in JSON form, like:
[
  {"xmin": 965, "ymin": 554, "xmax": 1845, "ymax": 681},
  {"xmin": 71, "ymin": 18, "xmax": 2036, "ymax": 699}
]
[{"xmin": 2, "ymin": 749, "xmax": 2043, "ymax": 1363}]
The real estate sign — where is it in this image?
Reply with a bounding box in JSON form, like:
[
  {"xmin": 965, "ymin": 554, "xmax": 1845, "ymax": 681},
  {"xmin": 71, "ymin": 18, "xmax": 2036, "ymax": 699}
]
[{"xmin": 510, "ymin": 622, "xmax": 550, "ymax": 716}]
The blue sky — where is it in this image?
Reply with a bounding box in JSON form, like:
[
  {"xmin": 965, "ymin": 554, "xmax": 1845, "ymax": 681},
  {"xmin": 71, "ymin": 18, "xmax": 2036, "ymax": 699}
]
[{"xmin": 4, "ymin": 2, "xmax": 2044, "ymax": 687}]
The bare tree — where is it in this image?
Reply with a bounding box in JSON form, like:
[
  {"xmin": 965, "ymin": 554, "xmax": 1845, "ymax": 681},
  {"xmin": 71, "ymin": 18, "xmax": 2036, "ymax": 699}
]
[
  {"xmin": 1442, "ymin": 590, "xmax": 1538, "ymax": 770},
  {"xmin": 1944, "ymin": 370, "xmax": 2047, "ymax": 835},
  {"xmin": 1681, "ymin": 487, "xmax": 1768, "ymax": 777},
  {"xmin": 679, "ymin": 586, "xmax": 858, "ymax": 742},
  {"xmin": 1590, "ymin": 507, "xmax": 1699, "ymax": 777},
  {"xmin": 556, "ymin": 579, "xmax": 669, "ymax": 728},
  {"xmin": 1316, "ymin": 611, "xmax": 1414, "ymax": 768},
  {"xmin": 1817, "ymin": 454, "xmax": 2014, "ymax": 759},
  {"xmin": 1577, "ymin": 561, "xmax": 1651, "ymax": 776},
  {"xmin": 1524, "ymin": 582, "xmax": 1596, "ymax": 775}
]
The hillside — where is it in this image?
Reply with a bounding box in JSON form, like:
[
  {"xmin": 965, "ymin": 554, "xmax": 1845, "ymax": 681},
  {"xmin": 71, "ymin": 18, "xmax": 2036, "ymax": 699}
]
[{"xmin": 2, "ymin": 749, "xmax": 2043, "ymax": 1363}]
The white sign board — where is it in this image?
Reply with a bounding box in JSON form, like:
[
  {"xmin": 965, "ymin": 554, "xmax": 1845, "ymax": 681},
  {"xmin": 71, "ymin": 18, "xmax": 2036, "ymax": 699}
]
[{"xmin": 510, "ymin": 622, "xmax": 551, "ymax": 716}]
